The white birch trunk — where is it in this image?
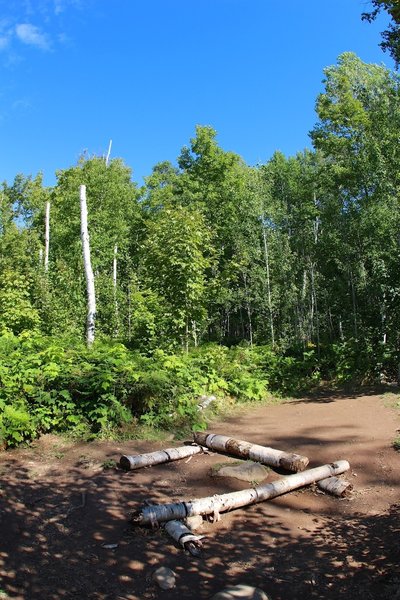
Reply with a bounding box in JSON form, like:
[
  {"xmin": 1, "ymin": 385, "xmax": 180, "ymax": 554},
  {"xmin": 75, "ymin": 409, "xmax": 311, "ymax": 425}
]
[
  {"xmin": 132, "ymin": 460, "xmax": 350, "ymax": 526},
  {"xmin": 44, "ymin": 201, "xmax": 50, "ymax": 273},
  {"xmin": 317, "ymin": 476, "xmax": 353, "ymax": 497},
  {"xmin": 262, "ymin": 225, "xmax": 275, "ymax": 345},
  {"xmin": 113, "ymin": 244, "xmax": 119, "ymax": 335},
  {"xmin": 80, "ymin": 184, "xmax": 96, "ymax": 346},
  {"xmin": 193, "ymin": 432, "xmax": 309, "ymax": 472},
  {"xmin": 120, "ymin": 444, "xmax": 203, "ymax": 470},
  {"xmin": 164, "ymin": 520, "xmax": 205, "ymax": 556},
  {"xmin": 105, "ymin": 139, "xmax": 112, "ymax": 166}
]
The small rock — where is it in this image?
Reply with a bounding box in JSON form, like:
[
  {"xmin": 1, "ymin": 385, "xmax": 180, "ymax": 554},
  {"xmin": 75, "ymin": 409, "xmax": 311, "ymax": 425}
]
[
  {"xmin": 152, "ymin": 566, "xmax": 176, "ymax": 590},
  {"xmin": 213, "ymin": 461, "xmax": 269, "ymax": 483},
  {"xmin": 211, "ymin": 584, "xmax": 269, "ymax": 600},
  {"xmin": 185, "ymin": 515, "xmax": 204, "ymax": 531}
]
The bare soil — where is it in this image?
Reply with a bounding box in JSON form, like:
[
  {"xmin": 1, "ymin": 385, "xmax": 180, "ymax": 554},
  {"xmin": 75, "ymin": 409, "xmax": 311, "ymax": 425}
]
[{"xmin": 0, "ymin": 389, "xmax": 399, "ymax": 600}]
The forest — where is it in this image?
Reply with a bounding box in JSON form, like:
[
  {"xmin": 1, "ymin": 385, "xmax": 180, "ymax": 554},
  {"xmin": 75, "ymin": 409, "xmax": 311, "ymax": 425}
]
[{"xmin": 1, "ymin": 52, "xmax": 400, "ymax": 447}]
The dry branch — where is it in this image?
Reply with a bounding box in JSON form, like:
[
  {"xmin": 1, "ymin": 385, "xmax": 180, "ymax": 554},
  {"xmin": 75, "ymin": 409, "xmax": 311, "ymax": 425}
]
[
  {"xmin": 132, "ymin": 460, "xmax": 350, "ymax": 526},
  {"xmin": 317, "ymin": 476, "xmax": 353, "ymax": 497},
  {"xmin": 193, "ymin": 432, "xmax": 309, "ymax": 472},
  {"xmin": 120, "ymin": 444, "xmax": 203, "ymax": 470}
]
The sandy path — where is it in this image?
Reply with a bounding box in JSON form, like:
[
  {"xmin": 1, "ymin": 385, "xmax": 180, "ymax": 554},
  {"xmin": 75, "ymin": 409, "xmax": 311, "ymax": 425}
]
[{"xmin": 0, "ymin": 390, "xmax": 399, "ymax": 600}]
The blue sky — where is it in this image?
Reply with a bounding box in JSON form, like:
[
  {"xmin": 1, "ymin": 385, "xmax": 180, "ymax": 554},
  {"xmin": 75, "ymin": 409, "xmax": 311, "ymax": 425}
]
[{"xmin": 0, "ymin": 0, "xmax": 395, "ymax": 187}]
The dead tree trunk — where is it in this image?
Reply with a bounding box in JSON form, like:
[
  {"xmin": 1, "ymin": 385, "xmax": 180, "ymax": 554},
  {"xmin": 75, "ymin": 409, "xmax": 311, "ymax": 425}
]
[
  {"xmin": 120, "ymin": 444, "xmax": 203, "ymax": 470},
  {"xmin": 193, "ymin": 432, "xmax": 309, "ymax": 472},
  {"xmin": 44, "ymin": 200, "xmax": 50, "ymax": 273},
  {"xmin": 317, "ymin": 476, "xmax": 353, "ymax": 497},
  {"xmin": 80, "ymin": 184, "xmax": 96, "ymax": 346},
  {"xmin": 164, "ymin": 520, "xmax": 204, "ymax": 557},
  {"xmin": 132, "ymin": 460, "xmax": 350, "ymax": 526}
]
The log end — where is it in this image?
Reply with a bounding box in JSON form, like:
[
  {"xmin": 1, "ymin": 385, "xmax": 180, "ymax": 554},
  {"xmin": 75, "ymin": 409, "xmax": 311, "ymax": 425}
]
[
  {"xmin": 193, "ymin": 431, "xmax": 209, "ymax": 446},
  {"xmin": 279, "ymin": 454, "xmax": 309, "ymax": 472},
  {"xmin": 119, "ymin": 455, "xmax": 133, "ymax": 470}
]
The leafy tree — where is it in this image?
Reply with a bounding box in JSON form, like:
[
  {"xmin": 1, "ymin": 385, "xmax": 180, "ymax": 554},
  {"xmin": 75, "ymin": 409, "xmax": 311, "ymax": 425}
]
[{"xmin": 362, "ymin": 1, "xmax": 400, "ymax": 66}]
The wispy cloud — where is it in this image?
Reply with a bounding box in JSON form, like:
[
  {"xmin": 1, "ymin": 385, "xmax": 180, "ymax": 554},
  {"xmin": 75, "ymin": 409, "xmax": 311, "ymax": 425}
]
[
  {"xmin": 0, "ymin": 35, "xmax": 10, "ymax": 50},
  {"xmin": 15, "ymin": 23, "xmax": 50, "ymax": 50}
]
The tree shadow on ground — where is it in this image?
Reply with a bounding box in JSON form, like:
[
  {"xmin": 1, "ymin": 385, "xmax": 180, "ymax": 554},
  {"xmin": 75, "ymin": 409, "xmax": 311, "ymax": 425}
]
[{"xmin": 0, "ymin": 441, "xmax": 399, "ymax": 600}]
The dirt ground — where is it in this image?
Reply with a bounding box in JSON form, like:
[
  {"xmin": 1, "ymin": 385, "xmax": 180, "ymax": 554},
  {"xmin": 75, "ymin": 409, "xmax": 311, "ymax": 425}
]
[{"xmin": 0, "ymin": 389, "xmax": 399, "ymax": 600}]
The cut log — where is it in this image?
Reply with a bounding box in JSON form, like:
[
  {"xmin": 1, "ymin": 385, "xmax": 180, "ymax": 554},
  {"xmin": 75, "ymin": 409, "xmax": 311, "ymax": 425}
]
[
  {"xmin": 132, "ymin": 460, "xmax": 350, "ymax": 526},
  {"xmin": 317, "ymin": 476, "xmax": 353, "ymax": 497},
  {"xmin": 193, "ymin": 432, "xmax": 309, "ymax": 472},
  {"xmin": 120, "ymin": 444, "xmax": 203, "ymax": 471},
  {"xmin": 164, "ymin": 520, "xmax": 205, "ymax": 557}
]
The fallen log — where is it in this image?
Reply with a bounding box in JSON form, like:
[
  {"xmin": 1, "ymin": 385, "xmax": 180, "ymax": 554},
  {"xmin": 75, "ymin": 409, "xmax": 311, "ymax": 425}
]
[
  {"xmin": 193, "ymin": 432, "xmax": 309, "ymax": 472},
  {"xmin": 132, "ymin": 460, "xmax": 350, "ymax": 526},
  {"xmin": 120, "ymin": 444, "xmax": 203, "ymax": 471},
  {"xmin": 164, "ymin": 520, "xmax": 205, "ymax": 557},
  {"xmin": 317, "ymin": 476, "xmax": 353, "ymax": 497}
]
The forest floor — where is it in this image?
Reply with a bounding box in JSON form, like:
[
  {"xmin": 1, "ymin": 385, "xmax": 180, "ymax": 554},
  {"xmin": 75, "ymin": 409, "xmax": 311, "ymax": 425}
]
[{"xmin": 0, "ymin": 388, "xmax": 399, "ymax": 600}]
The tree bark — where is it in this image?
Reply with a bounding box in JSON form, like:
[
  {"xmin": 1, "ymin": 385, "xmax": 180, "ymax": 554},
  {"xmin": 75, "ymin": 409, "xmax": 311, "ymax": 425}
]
[
  {"xmin": 120, "ymin": 444, "xmax": 203, "ymax": 470},
  {"xmin": 164, "ymin": 520, "xmax": 205, "ymax": 556},
  {"xmin": 262, "ymin": 223, "xmax": 275, "ymax": 345},
  {"xmin": 113, "ymin": 243, "xmax": 119, "ymax": 335},
  {"xmin": 80, "ymin": 184, "xmax": 96, "ymax": 346},
  {"xmin": 44, "ymin": 200, "xmax": 50, "ymax": 273},
  {"xmin": 317, "ymin": 476, "xmax": 353, "ymax": 497},
  {"xmin": 132, "ymin": 460, "xmax": 350, "ymax": 526},
  {"xmin": 193, "ymin": 432, "xmax": 309, "ymax": 472}
]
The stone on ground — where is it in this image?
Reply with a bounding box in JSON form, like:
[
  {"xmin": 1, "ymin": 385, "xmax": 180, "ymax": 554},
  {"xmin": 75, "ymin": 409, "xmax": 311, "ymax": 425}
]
[
  {"xmin": 152, "ymin": 566, "xmax": 176, "ymax": 590},
  {"xmin": 212, "ymin": 461, "xmax": 269, "ymax": 483}
]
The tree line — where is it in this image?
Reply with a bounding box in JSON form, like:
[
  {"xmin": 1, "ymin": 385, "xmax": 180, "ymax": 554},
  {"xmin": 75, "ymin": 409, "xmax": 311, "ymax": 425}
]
[{"xmin": 2, "ymin": 54, "xmax": 399, "ymax": 360}]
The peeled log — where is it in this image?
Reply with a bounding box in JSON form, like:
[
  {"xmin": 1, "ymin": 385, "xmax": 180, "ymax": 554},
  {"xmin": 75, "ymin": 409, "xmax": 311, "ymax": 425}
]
[
  {"xmin": 317, "ymin": 476, "xmax": 353, "ymax": 497},
  {"xmin": 120, "ymin": 444, "xmax": 203, "ymax": 470},
  {"xmin": 132, "ymin": 460, "xmax": 350, "ymax": 526},
  {"xmin": 193, "ymin": 432, "xmax": 309, "ymax": 472},
  {"xmin": 164, "ymin": 520, "xmax": 205, "ymax": 557}
]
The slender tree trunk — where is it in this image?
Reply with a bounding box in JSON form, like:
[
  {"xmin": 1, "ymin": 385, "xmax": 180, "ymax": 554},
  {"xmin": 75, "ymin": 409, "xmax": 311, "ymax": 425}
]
[
  {"xmin": 80, "ymin": 185, "xmax": 96, "ymax": 346},
  {"xmin": 113, "ymin": 243, "xmax": 119, "ymax": 336},
  {"xmin": 127, "ymin": 282, "xmax": 132, "ymax": 341},
  {"xmin": 349, "ymin": 269, "xmax": 358, "ymax": 339},
  {"xmin": 310, "ymin": 261, "xmax": 320, "ymax": 356},
  {"xmin": 262, "ymin": 225, "xmax": 275, "ymax": 345},
  {"xmin": 132, "ymin": 461, "xmax": 350, "ymax": 526},
  {"xmin": 242, "ymin": 272, "xmax": 253, "ymax": 346},
  {"xmin": 105, "ymin": 139, "xmax": 112, "ymax": 166},
  {"xmin": 44, "ymin": 200, "xmax": 50, "ymax": 273}
]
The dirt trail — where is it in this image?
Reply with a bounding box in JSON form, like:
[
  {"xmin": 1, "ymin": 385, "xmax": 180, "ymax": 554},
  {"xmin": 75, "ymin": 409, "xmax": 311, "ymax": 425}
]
[{"xmin": 0, "ymin": 390, "xmax": 399, "ymax": 600}]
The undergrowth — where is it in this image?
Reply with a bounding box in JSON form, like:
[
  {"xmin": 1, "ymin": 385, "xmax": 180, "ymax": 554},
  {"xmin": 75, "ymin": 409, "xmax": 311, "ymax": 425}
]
[{"xmin": 0, "ymin": 331, "xmax": 398, "ymax": 448}]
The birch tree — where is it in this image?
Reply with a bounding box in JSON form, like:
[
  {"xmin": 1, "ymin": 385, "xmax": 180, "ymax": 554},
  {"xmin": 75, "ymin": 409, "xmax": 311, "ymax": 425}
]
[{"xmin": 80, "ymin": 184, "xmax": 96, "ymax": 345}]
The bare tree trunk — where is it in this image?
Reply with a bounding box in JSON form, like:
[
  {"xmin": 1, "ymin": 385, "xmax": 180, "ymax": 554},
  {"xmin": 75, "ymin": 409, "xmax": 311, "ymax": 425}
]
[
  {"xmin": 310, "ymin": 261, "xmax": 320, "ymax": 356},
  {"xmin": 105, "ymin": 139, "xmax": 112, "ymax": 166},
  {"xmin": 44, "ymin": 201, "xmax": 50, "ymax": 273},
  {"xmin": 120, "ymin": 445, "xmax": 203, "ymax": 470},
  {"xmin": 132, "ymin": 460, "xmax": 350, "ymax": 526},
  {"xmin": 193, "ymin": 432, "xmax": 309, "ymax": 472},
  {"xmin": 242, "ymin": 272, "xmax": 253, "ymax": 346},
  {"xmin": 262, "ymin": 225, "xmax": 275, "ymax": 345},
  {"xmin": 113, "ymin": 244, "xmax": 119, "ymax": 336},
  {"xmin": 349, "ymin": 269, "xmax": 358, "ymax": 339},
  {"xmin": 80, "ymin": 184, "xmax": 96, "ymax": 346}
]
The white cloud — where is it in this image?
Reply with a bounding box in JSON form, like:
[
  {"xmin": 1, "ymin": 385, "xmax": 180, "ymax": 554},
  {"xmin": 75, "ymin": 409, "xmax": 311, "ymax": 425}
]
[
  {"xmin": 0, "ymin": 35, "xmax": 10, "ymax": 50},
  {"xmin": 15, "ymin": 23, "xmax": 50, "ymax": 50}
]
